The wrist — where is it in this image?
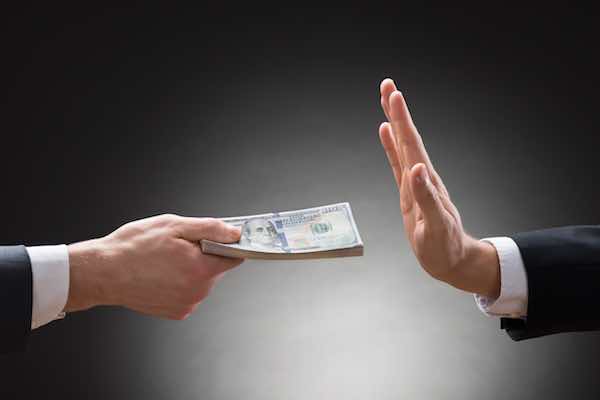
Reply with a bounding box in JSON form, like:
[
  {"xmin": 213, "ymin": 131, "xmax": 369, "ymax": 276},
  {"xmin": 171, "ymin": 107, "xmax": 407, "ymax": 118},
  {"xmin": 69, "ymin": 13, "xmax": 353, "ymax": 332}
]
[
  {"xmin": 65, "ymin": 238, "xmax": 117, "ymax": 312},
  {"xmin": 446, "ymin": 236, "xmax": 501, "ymax": 299}
]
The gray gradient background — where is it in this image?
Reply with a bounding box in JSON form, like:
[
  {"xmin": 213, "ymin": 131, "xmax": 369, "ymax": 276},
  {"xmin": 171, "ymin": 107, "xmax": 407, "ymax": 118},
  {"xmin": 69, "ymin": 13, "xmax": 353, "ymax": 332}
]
[{"xmin": 2, "ymin": 6, "xmax": 600, "ymax": 399}]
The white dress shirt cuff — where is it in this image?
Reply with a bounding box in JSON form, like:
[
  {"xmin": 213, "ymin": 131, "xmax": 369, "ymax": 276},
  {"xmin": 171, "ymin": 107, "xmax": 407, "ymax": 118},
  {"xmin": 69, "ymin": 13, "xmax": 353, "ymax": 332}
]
[
  {"xmin": 474, "ymin": 237, "xmax": 528, "ymax": 318},
  {"xmin": 26, "ymin": 245, "xmax": 70, "ymax": 329}
]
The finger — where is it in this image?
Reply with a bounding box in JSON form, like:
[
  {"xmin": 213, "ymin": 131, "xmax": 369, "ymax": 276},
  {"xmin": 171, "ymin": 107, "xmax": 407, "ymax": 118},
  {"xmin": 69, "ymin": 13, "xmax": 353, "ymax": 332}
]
[
  {"xmin": 379, "ymin": 122, "xmax": 403, "ymax": 188},
  {"xmin": 388, "ymin": 91, "xmax": 448, "ymax": 195},
  {"xmin": 380, "ymin": 78, "xmax": 397, "ymax": 120},
  {"xmin": 380, "ymin": 122, "xmax": 416, "ymax": 217},
  {"xmin": 176, "ymin": 217, "xmax": 241, "ymax": 243},
  {"xmin": 388, "ymin": 91, "xmax": 428, "ymax": 168},
  {"xmin": 409, "ymin": 163, "xmax": 447, "ymax": 226}
]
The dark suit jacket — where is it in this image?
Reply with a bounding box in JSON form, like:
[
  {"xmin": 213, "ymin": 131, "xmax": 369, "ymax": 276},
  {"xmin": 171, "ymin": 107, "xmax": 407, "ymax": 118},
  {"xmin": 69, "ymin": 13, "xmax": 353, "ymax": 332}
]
[
  {"xmin": 501, "ymin": 226, "xmax": 600, "ymax": 340},
  {"xmin": 0, "ymin": 245, "xmax": 32, "ymax": 353}
]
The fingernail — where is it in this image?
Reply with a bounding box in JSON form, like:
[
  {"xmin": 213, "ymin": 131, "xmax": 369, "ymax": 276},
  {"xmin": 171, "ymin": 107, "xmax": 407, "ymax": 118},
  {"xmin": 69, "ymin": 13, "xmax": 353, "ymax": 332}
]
[
  {"xmin": 416, "ymin": 166, "xmax": 428, "ymax": 184},
  {"xmin": 391, "ymin": 90, "xmax": 403, "ymax": 99}
]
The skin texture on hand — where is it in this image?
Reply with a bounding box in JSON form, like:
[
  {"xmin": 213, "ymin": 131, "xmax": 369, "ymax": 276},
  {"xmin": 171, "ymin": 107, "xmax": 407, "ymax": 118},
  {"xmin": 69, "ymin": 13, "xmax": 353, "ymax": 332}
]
[
  {"xmin": 65, "ymin": 214, "xmax": 243, "ymax": 320},
  {"xmin": 378, "ymin": 78, "xmax": 501, "ymax": 299}
]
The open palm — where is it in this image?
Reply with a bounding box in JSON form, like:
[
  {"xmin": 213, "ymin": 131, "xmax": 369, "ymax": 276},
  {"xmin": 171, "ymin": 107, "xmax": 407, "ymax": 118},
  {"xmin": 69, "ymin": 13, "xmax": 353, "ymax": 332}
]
[{"xmin": 378, "ymin": 78, "xmax": 499, "ymax": 298}]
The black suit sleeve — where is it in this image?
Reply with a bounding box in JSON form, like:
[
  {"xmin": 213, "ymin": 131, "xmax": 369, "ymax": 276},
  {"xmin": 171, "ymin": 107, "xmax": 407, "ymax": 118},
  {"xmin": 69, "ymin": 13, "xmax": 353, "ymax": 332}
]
[
  {"xmin": 0, "ymin": 245, "xmax": 32, "ymax": 353},
  {"xmin": 500, "ymin": 226, "xmax": 600, "ymax": 340}
]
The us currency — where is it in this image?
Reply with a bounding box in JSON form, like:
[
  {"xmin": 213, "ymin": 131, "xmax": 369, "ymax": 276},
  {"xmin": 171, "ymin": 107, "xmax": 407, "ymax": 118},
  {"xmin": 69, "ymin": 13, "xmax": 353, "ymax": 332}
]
[{"xmin": 200, "ymin": 203, "xmax": 364, "ymax": 259}]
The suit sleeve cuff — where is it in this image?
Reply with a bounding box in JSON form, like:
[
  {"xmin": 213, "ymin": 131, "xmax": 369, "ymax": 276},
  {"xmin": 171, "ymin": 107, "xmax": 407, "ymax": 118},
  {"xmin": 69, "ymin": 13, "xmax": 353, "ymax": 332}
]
[
  {"xmin": 26, "ymin": 245, "xmax": 69, "ymax": 329},
  {"xmin": 474, "ymin": 237, "xmax": 528, "ymax": 318}
]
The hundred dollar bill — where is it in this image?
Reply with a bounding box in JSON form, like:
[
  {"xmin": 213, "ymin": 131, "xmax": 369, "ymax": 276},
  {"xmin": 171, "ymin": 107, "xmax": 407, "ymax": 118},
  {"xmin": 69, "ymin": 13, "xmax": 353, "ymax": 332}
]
[{"xmin": 200, "ymin": 203, "xmax": 363, "ymax": 259}]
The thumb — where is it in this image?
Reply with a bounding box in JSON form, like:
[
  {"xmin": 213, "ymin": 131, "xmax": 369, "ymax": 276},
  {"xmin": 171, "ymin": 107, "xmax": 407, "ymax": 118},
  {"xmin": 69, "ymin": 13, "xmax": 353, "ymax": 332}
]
[
  {"xmin": 177, "ymin": 217, "xmax": 241, "ymax": 243},
  {"xmin": 410, "ymin": 163, "xmax": 446, "ymax": 225}
]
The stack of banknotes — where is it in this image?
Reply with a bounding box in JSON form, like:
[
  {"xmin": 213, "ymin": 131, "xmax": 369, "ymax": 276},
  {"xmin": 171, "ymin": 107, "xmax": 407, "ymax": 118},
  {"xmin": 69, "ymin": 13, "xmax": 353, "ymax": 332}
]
[{"xmin": 200, "ymin": 203, "xmax": 363, "ymax": 259}]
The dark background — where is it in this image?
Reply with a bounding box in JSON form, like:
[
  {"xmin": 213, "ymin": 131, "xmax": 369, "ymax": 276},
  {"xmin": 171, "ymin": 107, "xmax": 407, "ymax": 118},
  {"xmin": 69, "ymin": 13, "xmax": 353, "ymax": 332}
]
[{"xmin": 2, "ymin": 5, "xmax": 600, "ymax": 399}]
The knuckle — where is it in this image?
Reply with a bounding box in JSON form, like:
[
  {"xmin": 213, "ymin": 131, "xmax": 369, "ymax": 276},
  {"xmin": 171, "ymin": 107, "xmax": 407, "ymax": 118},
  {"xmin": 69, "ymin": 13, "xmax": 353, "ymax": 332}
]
[
  {"xmin": 399, "ymin": 130, "xmax": 418, "ymax": 146},
  {"xmin": 157, "ymin": 236, "xmax": 184, "ymax": 256},
  {"xmin": 201, "ymin": 218, "xmax": 222, "ymax": 231},
  {"xmin": 425, "ymin": 187, "xmax": 437, "ymax": 200},
  {"xmin": 156, "ymin": 213, "xmax": 180, "ymax": 226},
  {"xmin": 179, "ymin": 242, "xmax": 200, "ymax": 261},
  {"xmin": 115, "ymin": 221, "xmax": 143, "ymax": 236},
  {"xmin": 117, "ymin": 221, "xmax": 134, "ymax": 231},
  {"xmin": 171, "ymin": 237, "xmax": 190, "ymax": 252},
  {"xmin": 415, "ymin": 131, "xmax": 425, "ymax": 146}
]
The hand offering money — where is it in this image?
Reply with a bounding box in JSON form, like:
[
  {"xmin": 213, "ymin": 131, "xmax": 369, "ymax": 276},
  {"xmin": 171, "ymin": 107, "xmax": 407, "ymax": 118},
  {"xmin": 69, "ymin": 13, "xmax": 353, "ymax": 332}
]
[{"xmin": 200, "ymin": 203, "xmax": 363, "ymax": 259}]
